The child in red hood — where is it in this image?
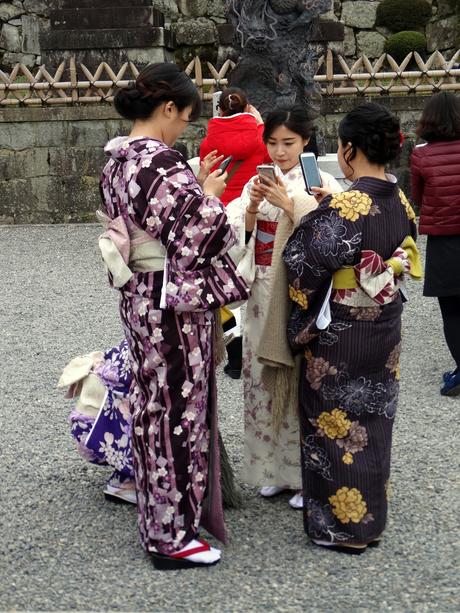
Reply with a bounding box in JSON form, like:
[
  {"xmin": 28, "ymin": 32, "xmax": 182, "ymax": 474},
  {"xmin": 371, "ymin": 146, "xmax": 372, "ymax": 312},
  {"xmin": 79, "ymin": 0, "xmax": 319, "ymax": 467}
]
[{"xmin": 200, "ymin": 87, "xmax": 270, "ymax": 206}]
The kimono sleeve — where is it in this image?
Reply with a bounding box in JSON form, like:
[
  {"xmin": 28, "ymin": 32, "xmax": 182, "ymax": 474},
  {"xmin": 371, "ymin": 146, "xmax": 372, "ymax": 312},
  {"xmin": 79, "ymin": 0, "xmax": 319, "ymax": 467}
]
[
  {"xmin": 283, "ymin": 195, "xmax": 365, "ymax": 351},
  {"xmin": 224, "ymin": 179, "xmax": 257, "ymax": 288},
  {"xmin": 129, "ymin": 149, "xmax": 248, "ymax": 310}
]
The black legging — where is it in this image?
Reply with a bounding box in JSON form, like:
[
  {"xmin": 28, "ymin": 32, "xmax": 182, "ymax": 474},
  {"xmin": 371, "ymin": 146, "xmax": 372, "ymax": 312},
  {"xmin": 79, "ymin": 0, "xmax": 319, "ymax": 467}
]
[{"xmin": 438, "ymin": 296, "xmax": 460, "ymax": 369}]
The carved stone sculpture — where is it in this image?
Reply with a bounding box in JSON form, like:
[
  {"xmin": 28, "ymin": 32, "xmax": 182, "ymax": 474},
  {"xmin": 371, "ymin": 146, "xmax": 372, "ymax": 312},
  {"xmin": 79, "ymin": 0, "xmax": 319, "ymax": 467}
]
[{"xmin": 225, "ymin": 0, "xmax": 331, "ymax": 121}]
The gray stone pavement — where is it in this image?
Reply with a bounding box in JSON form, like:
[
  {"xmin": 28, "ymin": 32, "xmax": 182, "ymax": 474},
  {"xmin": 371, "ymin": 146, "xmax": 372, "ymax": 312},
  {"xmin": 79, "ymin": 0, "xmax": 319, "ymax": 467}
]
[{"xmin": 0, "ymin": 224, "xmax": 458, "ymax": 612}]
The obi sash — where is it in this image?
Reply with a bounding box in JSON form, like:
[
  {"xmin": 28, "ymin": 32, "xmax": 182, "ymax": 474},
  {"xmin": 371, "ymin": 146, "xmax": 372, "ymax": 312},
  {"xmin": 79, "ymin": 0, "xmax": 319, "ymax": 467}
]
[
  {"xmin": 57, "ymin": 351, "xmax": 106, "ymax": 418},
  {"xmin": 332, "ymin": 235, "xmax": 422, "ymax": 306},
  {"xmin": 96, "ymin": 210, "xmax": 166, "ymax": 288},
  {"xmin": 255, "ymin": 220, "xmax": 278, "ymax": 266}
]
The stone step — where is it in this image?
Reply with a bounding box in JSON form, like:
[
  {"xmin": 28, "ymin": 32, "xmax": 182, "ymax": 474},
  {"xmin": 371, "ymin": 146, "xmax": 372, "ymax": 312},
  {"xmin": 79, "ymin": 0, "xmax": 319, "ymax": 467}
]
[
  {"xmin": 56, "ymin": 0, "xmax": 153, "ymax": 8},
  {"xmin": 50, "ymin": 7, "xmax": 164, "ymax": 31},
  {"xmin": 40, "ymin": 27, "xmax": 173, "ymax": 51}
]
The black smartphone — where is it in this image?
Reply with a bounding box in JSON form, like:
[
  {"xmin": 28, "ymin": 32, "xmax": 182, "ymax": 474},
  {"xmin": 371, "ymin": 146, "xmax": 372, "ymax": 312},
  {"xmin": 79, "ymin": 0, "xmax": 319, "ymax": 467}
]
[
  {"xmin": 299, "ymin": 152, "xmax": 322, "ymax": 195},
  {"xmin": 218, "ymin": 155, "xmax": 233, "ymax": 173}
]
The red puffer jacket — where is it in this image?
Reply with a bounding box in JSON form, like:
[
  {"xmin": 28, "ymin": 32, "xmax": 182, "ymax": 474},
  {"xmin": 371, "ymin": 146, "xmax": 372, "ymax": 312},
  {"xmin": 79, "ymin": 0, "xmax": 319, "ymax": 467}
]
[
  {"xmin": 200, "ymin": 113, "xmax": 270, "ymax": 205},
  {"xmin": 411, "ymin": 139, "xmax": 460, "ymax": 235}
]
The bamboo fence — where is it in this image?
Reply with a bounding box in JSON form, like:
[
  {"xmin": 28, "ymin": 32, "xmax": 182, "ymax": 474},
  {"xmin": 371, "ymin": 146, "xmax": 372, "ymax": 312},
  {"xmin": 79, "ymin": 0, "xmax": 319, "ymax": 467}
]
[{"xmin": 0, "ymin": 49, "xmax": 459, "ymax": 107}]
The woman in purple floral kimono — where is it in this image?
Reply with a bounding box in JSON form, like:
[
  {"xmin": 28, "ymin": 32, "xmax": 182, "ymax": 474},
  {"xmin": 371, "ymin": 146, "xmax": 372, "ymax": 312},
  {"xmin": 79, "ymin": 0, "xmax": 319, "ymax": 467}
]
[
  {"xmin": 97, "ymin": 63, "xmax": 248, "ymax": 569},
  {"xmin": 277, "ymin": 104, "xmax": 421, "ymax": 553}
]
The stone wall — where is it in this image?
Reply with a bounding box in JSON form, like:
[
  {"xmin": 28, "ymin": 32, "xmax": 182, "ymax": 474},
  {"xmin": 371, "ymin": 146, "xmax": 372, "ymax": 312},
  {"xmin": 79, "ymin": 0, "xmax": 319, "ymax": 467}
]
[
  {"xmin": 0, "ymin": 0, "xmax": 231, "ymax": 71},
  {"xmin": 0, "ymin": 104, "xmax": 209, "ymax": 223},
  {"xmin": 0, "ymin": 97, "xmax": 424, "ymax": 224},
  {"xmin": 1, "ymin": 1, "xmax": 457, "ymax": 71},
  {"xmin": 330, "ymin": 0, "xmax": 459, "ymax": 60},
  {"xmin": 0, "ymin": 0, "xmax": 48, "ymax": 68}
]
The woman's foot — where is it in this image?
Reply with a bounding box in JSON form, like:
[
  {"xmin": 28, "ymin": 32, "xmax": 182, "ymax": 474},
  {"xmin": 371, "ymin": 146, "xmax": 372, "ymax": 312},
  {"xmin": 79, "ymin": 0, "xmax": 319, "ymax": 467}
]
[
  {"xmin": 311, "ymin": 539, "xmax": 367, "ymax": 555},
  {"xmin": 223, "ymin": 363, "xmax": 241, "ymax": 380},
  {"xmin": 288, "ymin": 491, "xmax": 303, "ymax": 509},
  {"xmin": 103, "ymin": 480, "xmax": 137, "ymax": 504},
  {"xmin": 442, "ymin": 368, "xmax": 458, "ymax": 383},
  {"xmin": 367, "ymin": 538, "xmax": 381, "ymax": 548},
  {"xmin": 151, "ymin": 539, "xmax": 221, "ymax": 570},
  {"xmin": 224, "ymin": 337, "xmax": 242, "ymax": 379},
  {"xmin": 259, "ymin": 485, "xmax": 288, "ymax": 497},
  {"xmin": 441, "ymin": 369, "xmax": 460, "ymax": 396}
]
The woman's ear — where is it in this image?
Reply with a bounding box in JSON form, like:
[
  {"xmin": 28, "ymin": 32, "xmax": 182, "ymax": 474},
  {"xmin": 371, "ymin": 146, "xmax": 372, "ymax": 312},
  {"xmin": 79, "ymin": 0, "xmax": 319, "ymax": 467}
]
[
  {"xmin": 164, "ymin": 101, "xmax": 175, "ymax": 117},
  {"xmin": 303, "ymin": 138, "xmax": 310, "ymax": 148}
]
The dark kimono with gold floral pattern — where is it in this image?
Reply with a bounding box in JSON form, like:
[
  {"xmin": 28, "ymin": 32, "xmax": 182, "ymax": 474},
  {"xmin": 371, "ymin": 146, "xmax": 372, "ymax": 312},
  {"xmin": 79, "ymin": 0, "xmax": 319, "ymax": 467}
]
[{"xmin": 283, "ymin": 177, "xmax": 417, "ymax": 545}]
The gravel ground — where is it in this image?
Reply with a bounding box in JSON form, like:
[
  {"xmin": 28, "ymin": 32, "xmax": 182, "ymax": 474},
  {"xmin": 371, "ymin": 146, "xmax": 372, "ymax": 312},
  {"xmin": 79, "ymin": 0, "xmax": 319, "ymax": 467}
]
[{"xmin": 0, "ymin": 224, "xmax": 458, "ymax": 613}]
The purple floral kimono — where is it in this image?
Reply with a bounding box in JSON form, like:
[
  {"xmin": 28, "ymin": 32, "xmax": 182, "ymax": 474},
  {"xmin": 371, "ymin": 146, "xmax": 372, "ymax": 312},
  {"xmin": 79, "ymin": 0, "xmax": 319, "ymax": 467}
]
[{"xmin": 99, "ymin": 136, "xmax": 248, "ymax": 555}]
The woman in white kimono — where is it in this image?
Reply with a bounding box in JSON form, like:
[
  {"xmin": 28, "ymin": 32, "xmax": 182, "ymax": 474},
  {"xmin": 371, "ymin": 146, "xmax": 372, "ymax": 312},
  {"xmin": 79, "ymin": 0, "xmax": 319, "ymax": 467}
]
[{"xmin": 227, "ymin": 107, "xmax": 342, "ymax": 508}]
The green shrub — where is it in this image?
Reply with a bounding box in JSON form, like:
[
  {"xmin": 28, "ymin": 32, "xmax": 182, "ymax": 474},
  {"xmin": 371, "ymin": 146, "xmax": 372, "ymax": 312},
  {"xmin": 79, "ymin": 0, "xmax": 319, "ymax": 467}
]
[
  {"xmin": 384, "ymin": 31, "xmax": 427, "ymax": 63},
  {"xmin": 376, "ymin": 0, "xmax": 432, "ymax": 32}
]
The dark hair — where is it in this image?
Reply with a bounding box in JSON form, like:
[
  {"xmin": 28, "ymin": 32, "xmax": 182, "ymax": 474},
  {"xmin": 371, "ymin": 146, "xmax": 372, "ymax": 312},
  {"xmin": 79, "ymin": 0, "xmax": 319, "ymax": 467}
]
[
  {"xmin": 114, "ymin": 62, "xmax": 201, "ymax": 122},
  {"xmin": 338, "ymin": 102, "xmax": 400, "ymax": 166},
  {"xmin": 416, "ymin": 92, "xmax": 460, "ymax": 142},
  {"xmin": 303, "ymin": 127, "xmax": 319, "ymax": 158},
  {"xmin": 263, "ymin": 106, "xmax": 315, "ymax": 143},
  {"xmin": 218, "ymin": 87, "xmax": 248, "ymax": 116}
]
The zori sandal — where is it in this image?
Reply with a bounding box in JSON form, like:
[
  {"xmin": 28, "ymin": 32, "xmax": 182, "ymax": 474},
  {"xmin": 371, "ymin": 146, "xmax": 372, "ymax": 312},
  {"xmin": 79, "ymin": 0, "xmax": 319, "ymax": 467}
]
[
  {"xmin": 151, "ymin": 539, "xmax": 221, "ymax": 570},
  {"xmin": 311, "ymin": 539, "xmax": 368, "ymax": 555}
]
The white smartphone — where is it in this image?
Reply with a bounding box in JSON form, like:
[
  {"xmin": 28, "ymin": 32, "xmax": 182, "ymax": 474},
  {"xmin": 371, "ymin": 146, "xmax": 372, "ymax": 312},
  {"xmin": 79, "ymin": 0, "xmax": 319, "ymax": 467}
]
[
  {"xmin": 212, "ymin": 91, "xmax": 222, "ymax": 117},
  {"xmin": 257, "ymin": 164, "xmax": 276, "ymax": 184},
  {"xmin": 299, "ymin": 152, "xmax": 322, "ymax": 195}
]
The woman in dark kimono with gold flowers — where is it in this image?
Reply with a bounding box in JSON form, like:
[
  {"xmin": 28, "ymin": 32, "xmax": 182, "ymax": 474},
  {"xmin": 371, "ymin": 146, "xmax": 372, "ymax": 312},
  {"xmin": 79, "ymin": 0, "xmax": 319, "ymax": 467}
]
[{"xmin": 270, "ymin": 103, "xmax": 421, "ymax": 553}]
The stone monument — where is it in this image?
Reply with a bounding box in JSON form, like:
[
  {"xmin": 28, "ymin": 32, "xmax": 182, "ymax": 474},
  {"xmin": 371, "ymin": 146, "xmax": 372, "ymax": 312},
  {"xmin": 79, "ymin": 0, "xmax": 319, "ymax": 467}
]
[{"xmin": 225, "ymin": 0, "xmax": 332, "ymax": 123}]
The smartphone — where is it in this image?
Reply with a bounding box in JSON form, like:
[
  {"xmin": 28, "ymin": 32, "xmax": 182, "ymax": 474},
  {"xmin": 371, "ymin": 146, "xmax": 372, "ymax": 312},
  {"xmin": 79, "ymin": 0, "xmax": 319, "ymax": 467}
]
[
  {"xmin": 212, "ymin": 91, "xmax": 222, "ymax": 117},
  {"xmin": 218, "ymin": 155, "xmax": 233, "ymax": 173},
  {"xmin": 257, "ymin": 164, "xmax": 276, "ymax": 184},
  {"xmin": 299, "ymin": 152, "xmax": 322, "ymax": 194}
]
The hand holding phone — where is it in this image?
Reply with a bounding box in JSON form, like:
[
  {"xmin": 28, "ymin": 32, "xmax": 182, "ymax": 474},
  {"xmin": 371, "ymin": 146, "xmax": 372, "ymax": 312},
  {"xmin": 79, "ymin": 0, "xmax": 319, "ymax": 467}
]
[
  {"xmin": 299, "ymin": 152, "xmax": 322, "ymax": 195},
  {"xmin": 218, "ymin": 155, "xmax": 233, "ymax": 174},
  {"xmin": 257, "ymin": 164, "xmax": 277, "ymax": 184},
  {"xmin": 203, "ymin": 167, "xmax": 227, "ymax": 198}
]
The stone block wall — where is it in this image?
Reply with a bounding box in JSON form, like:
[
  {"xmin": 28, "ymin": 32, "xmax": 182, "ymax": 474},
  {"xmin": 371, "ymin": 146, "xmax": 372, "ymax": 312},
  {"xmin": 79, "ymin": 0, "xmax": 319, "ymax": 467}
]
[
  {"xmin": 331, "ymin": 0, "xmax": 459, "ymax": 60},
  {"xmin": 0, "ymin": 104, "xmax": 209, "ymax": 223},
  {"xmin": 0, "ymin": 0, "xmax": 49, "ymax": 68},
  {"xmin": 0, "ymin": 97, "xmax": 424, "ymax": 224},
  {"xmin": 0, "ymin": 0, "xmax": 232, "ymax": 71},
  {"xmin": 1, "ymin": 1, "xmax": 457, "ymax": 71}
]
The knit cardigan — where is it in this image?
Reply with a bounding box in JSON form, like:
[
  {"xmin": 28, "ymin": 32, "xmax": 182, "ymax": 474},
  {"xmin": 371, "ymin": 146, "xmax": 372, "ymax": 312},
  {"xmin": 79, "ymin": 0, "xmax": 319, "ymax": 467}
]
[
  {"xmin": 257, "ymin": 174, "xmax": 343, "ymax": 432},
  {"xmin": 255, "ymin": 192, "xmax": 314, "ymax": 431}
]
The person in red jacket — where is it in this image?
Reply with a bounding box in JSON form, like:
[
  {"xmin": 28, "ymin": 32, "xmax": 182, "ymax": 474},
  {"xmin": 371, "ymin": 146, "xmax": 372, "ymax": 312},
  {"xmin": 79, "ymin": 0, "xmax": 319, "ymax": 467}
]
[
  {"xmin": 200, "ymin": 88, "xmax": 270, "ymax": 379},
  {"xmin": 411, "ymin": 92, "xmax": 460, "ymax": 396},
  {"xmin": 200, "ymin": 87, "xmax": 270, "ymax": 206}
]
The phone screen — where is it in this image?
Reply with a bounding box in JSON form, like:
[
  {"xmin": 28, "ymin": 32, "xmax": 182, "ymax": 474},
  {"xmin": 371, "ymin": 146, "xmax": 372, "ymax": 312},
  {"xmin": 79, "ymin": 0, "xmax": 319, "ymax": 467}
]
[{"xmin": 299, "ymin": 153, "xmax": 322, "ymax": 194}]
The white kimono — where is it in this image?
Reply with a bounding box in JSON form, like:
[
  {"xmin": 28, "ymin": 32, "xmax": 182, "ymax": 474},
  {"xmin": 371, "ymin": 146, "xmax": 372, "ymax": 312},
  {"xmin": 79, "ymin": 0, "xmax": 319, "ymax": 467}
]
[{"xmin": 227, "ymin": 164, "xmax": 343, "ymax": 488}]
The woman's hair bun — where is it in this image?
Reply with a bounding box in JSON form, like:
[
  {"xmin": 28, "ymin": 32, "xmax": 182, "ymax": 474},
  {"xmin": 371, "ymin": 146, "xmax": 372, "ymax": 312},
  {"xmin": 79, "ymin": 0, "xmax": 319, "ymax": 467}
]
[
  {"xmin": 339, "ymin": 102, "xmax": 401, "ymax": 165},
  {"xmin": 218, "ymin": 87, "xmax": 248, "ymax": 116},
  {"xmin": 114, "ymin": 83, "xmax": 155, "ymax": 121},
  {"xmin": 113, "ymin": 62, "xmax": 202, "ymax": 123}
]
